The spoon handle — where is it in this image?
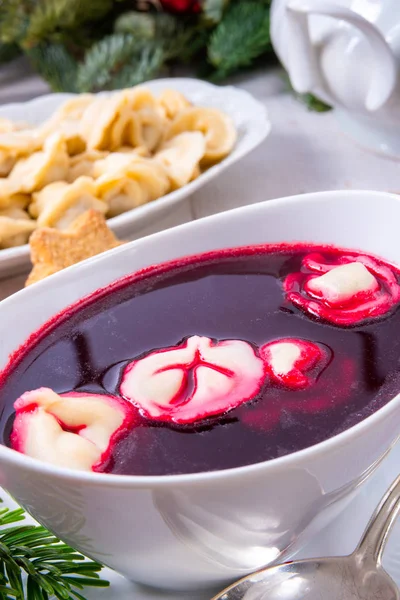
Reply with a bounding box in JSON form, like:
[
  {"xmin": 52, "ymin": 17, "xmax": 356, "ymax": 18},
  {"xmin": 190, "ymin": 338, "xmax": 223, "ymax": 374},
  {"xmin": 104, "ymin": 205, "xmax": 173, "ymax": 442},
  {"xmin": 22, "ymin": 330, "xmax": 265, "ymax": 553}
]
[{"xmin": 355, "ymin": 472, "xmax": 400, "ymax": 566}]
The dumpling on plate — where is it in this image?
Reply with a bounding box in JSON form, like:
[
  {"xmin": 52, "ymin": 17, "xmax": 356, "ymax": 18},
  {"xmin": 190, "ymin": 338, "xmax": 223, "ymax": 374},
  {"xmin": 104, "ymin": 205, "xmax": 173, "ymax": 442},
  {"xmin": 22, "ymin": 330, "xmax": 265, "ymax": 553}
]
[
  {"xmin": 166, "ymin": 107, "xmax": 237, "ymax": 165},
  {"xmin": 39, "ymin": 95, "xmax": 94, "ymax": 155},
  {"xmin": 154, "ymin": 132, "xmax": 205, "ymax": 189},
  {"xmin": 0, "ymin": 129, "xmax": 42, "ymax": 154},
  {"xmin": 0, "ymin": 129, "xmax": 42, "ymax": 177},
  {"xmin": 135, "ymin": 108, "xmax": 165, "ymax": 152},
  {"xmin": 8, "ymin": 133, "xmax": 69, "ymax": 194},
  {"xmin": 92, "ymin": 148, "xmax": 148, "ymax": 179},
  {"xmin": 31, "ymin": 176, "xmax": 107, "ymax": 229},
  {"xmin": 157, "ymin": 89, "xmax": 191, "ymax": 120},
  {"xmin": 80, "ymin": 93, "xmax": 132, "ymax": 151},
  {"xmin": 0, "ymin": 117, "xmax": 30, "ymax": 133},
  {"xmin": 95, "ymin": 159, "xmax": 170, "ymax": 217},
  {"xmin": 0, "ymin": 206, "xmax": 36, "ymax": 249},
  {"xmin": 124, "ymin": 87, "xmax": 159, "ymax": 111},
  {"xmin": 107, "ymin": 105, "xmax": 142, "ymax": 151},
  {"xmin": 0, "ymin": 178, "xmax": 31, "ymax": 209},
  {"xmin": 67, "ymin": 149, "xmax": 109, "ymax": 182}
]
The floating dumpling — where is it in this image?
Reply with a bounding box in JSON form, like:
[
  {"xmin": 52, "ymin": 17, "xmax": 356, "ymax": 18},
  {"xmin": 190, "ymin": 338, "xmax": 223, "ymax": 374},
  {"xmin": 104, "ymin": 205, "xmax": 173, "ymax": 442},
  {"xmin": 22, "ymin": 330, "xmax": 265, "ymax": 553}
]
[
  {"xmin": 167, "ymin": 107, "xmax": 237, "ymax": 165},
  {"xmin": 95, "ymin": 159, "xmax": 170, "ymax": 217},
  {"xmin": 31, "ymin": 176, "xmax": 107, "ymax": 229},
  {"xmin": 154, "ymin": 132, "xmax": 205, "ymax": 189},
  {"xmin": 0, "ymin": 206, "xmax": 36, "ymax": 248},
  {"xmin": 11, "ymin": 388, "xmax": 135, "ymax": 472},
  {"xmin": 157, "ymin": 89, "xmax": 191, "ymax": 120},
  {"xmin": 8, "ymin": 133, "xmax": 69, "ymax": 194}
]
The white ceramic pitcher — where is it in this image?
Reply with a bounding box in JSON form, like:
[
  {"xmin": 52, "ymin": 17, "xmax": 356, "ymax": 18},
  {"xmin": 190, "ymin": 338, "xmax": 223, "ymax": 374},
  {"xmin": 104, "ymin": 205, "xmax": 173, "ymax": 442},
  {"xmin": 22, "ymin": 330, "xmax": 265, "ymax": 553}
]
[{"xmin": 271, "ymin": 0, "xmax": 400, "ymax": 157}]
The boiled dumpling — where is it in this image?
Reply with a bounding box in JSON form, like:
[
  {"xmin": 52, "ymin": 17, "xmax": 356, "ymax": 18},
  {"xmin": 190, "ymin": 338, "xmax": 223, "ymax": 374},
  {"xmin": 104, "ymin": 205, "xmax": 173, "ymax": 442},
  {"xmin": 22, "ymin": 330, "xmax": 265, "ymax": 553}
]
[
  {"xmin": 31, "ymin": 176, "xmax": 107, "ymax": 229},
  {"xmin": 39, "ymin": 95, "xmax": 94, "ymax": 155},
  {"xmin": 92, "ymin": 148, "xmax": 148, "ymax": 178},
  {"xmin": 8, "ymin": 133, "xmax": 69, "ymax": 194},
  {"xmin": 95, "ymin": 159, "xmax": 170, "ymax": 217},
  {"xmin": 136, "ymin": 108, "xmax": 164, "ymax": 152},
  {"xmin": 95, "ymin": 170, "xmax": 147, "ymax": 217},
  {"xmin": 157, "ymin": 89, "xmax": 191, "ymax": 120},
  {"xmin": 0, "ymin": 129, "xmax": 42, "ymax": 154},
  {"xmin": 43, "ymin": 95, "xmax": 94, "ymax": 126},
  {"xmin": 67, "ymin": 149, "xmax": 109, "ymax": 182},
  {"xmin": 80, "ymin": 94, "xmax": 128, "ymax": 150},
  {"xmin": 154, "ymin": 132, "xmax": 205, "ymax": 189},
  {"xmin": 0, "ymin": 206, "xmax": 36, "ymax": 248},
  {"xmin": 0, "ymin": 128, "xmax": 42, "ymax": 177},
  {"xmin": 166, "ymin": 107, "xmax": 237, "ymax": 165},
  {"xmin": 108, "ymin": 105, "xmax": 141, "ymax": 150},
  {"xmin": 0, "ymin": 117, "xmax": 30, "ymax": 133},
  {"xmin": 0, "ymin": 152, "xmax": 17, "ymax": 177},
  {"xmin": 124, "ymin": 87, "xmax": 159, "ymax": 112}
]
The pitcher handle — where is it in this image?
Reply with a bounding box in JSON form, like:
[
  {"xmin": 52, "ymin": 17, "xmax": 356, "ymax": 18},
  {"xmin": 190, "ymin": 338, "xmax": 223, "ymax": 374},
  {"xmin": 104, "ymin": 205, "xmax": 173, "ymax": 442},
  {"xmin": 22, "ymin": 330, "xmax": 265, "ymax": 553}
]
[{"xmin": 286, "ymin": 0, "xmax": 397, "ymax": 111}]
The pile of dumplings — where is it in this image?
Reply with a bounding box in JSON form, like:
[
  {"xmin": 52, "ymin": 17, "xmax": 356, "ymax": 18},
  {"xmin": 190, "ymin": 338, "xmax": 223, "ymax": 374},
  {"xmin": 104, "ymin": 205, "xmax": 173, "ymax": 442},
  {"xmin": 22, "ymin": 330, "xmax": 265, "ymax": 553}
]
[{"xmin": 0, "ymin": 87, "xmax": 237, "ymax": 250}]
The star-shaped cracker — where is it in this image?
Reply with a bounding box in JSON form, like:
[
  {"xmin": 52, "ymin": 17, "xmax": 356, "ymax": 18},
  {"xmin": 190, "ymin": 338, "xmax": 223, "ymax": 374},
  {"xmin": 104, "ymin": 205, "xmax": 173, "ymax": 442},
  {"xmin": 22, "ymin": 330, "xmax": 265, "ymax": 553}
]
[{"xmin": 26, "ymin": 209, "xmax": 124, "ymax": 286}]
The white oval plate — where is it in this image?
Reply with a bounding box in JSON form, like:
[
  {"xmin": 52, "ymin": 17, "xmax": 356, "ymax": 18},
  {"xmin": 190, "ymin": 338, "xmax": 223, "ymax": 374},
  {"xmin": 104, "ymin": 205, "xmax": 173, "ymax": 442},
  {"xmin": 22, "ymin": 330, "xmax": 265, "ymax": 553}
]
[
  {"xmin": 2, "ymin": 440, "xmax": 400, "ymax": 599},
  {"xmin": 0, "ymin": 78, "xmax": 270, "ymax": 279}
]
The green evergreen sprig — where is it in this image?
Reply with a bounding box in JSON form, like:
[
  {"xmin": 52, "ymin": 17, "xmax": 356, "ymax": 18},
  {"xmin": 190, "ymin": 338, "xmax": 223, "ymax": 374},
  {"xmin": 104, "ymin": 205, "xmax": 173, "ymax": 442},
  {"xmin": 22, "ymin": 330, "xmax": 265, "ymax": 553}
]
[
  {"xmin": 208, "ymin": 1, "xmax": 272, "ymax": 79},
  {"xmin": 0, "ymin": 499, "xmax": 109, "ymax": 600},
  {"xmin": 0, "ymin": 0, "xmax": 330, "ymax": 111}
]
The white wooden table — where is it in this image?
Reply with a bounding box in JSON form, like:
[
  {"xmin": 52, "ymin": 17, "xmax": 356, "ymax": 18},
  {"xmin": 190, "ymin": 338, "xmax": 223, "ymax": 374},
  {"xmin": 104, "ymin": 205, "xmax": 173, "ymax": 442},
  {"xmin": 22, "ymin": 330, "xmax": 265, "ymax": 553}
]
[{"xmin": 2, "ymin": 60, "xmax": 400, "ymax": 300}]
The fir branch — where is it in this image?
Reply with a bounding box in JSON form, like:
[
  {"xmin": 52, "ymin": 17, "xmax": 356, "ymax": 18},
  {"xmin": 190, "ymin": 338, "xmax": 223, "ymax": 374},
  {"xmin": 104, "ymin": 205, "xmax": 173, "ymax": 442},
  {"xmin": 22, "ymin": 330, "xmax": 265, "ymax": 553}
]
[
  {"xmin": 23, "ymin": 0, "xmax": 113, "ymax": 47},
  {"xmin": 202, "ymin": 0, "xmax": 228, "ymax": 24},
  {"xmin": 296, "ymin": 92, "xmax": 332, "ymax": 112},
  {"xmin": 0, "ymin": 0, "xmax": 29, "ymax": 44},
  {"xmin": 28, "ymin": 43, "xmax": 78, "ymax": 92},
  {"xmin": 109, "ymin": 44, "xmax": 165, "ymax": 89},
  {"xmin": 114, "ymin": 12, "xmax": 156, "ymax": 40},
  {"xmin": 208, "ymin": 0, "xmax": 272, "ymax": 78},
  {"xmin": 0, "ymin": 499, "xmax": 109, "ymax": 600},
  {"xmin": 76, "ymin": 33, "xmax": 142, "ymax": 92}
]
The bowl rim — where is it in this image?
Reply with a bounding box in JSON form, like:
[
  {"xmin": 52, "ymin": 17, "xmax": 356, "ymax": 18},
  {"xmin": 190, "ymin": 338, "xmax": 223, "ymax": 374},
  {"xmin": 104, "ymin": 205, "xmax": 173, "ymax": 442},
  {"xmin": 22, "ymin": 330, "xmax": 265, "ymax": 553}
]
[{"xmin": 1, "ymin": 189, "xmax": 400, "ymax": 489}]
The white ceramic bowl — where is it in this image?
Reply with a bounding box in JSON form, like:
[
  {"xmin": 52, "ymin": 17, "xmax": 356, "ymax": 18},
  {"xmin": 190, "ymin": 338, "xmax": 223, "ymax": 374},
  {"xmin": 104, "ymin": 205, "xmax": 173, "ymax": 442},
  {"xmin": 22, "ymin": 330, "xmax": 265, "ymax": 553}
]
[{"xmin": 0, "ymin": 190, "xmax": 400, "ymax": 593}]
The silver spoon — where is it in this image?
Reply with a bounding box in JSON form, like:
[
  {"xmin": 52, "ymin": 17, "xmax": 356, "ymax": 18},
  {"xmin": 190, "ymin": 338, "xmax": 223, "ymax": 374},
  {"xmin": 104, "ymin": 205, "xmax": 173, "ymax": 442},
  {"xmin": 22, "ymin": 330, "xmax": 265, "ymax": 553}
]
[{"xmin": 212, "ymin": 473, "xmax": 400, "ymax": 600}]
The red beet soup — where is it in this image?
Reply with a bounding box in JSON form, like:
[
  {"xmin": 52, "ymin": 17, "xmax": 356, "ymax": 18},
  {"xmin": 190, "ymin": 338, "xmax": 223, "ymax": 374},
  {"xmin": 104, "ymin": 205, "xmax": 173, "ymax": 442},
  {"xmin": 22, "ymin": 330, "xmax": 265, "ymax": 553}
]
[{"xmin": 2, "ymin": 243, "xmax": 400, "ymax": 476}]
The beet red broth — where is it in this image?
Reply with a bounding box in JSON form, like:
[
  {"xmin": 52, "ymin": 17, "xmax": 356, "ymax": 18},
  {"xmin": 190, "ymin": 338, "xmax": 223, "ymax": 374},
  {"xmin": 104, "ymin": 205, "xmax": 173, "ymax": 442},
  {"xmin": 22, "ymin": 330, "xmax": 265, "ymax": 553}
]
[{"xmin": 2, "ymin": 243, "xmax": 400, "ymax": 476}]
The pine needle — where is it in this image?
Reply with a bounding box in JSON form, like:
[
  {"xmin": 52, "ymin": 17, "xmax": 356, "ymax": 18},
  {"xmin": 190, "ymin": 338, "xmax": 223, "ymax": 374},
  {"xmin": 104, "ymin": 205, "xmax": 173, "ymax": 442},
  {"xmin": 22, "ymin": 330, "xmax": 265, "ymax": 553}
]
[
  {"xmin": 76, "ymin": 33, "xmax": 139, "ymax": 92},
  {"xmin": 28, "ymin": 43, "xmax": 78, "ymax": 92},
  {"xmin": 0, "ymin": 499, "xmax": 109, "ymax": 600},
  {"xmin": 0, "ymin": 0, "xmax": 29, "ymax": 44},
  {"xmin": 202, "ymin": 0, "xmax": 228, "ymax": 24},
  {"xmin": 109, "ymin": 44, "xmax": 165, "ymax": 90},
  {"xmin": 76, "ymin": 33, "xmax": 164, "ymax": 92},
  {"xmin": 23, "ymin": 0, "xmax": 112, "ymax": 46},
  {"xmin": 208, "ymin": 1, "xmax": 271, "ymax": 78}
]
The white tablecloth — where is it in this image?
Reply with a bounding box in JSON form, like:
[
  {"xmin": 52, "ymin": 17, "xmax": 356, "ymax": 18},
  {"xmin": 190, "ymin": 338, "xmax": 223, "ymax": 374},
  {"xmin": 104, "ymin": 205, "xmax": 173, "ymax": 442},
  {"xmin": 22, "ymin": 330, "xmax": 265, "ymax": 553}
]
[{"xmin": 1, "ymin": 61, "xmax": 400, "ymax": 300}]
